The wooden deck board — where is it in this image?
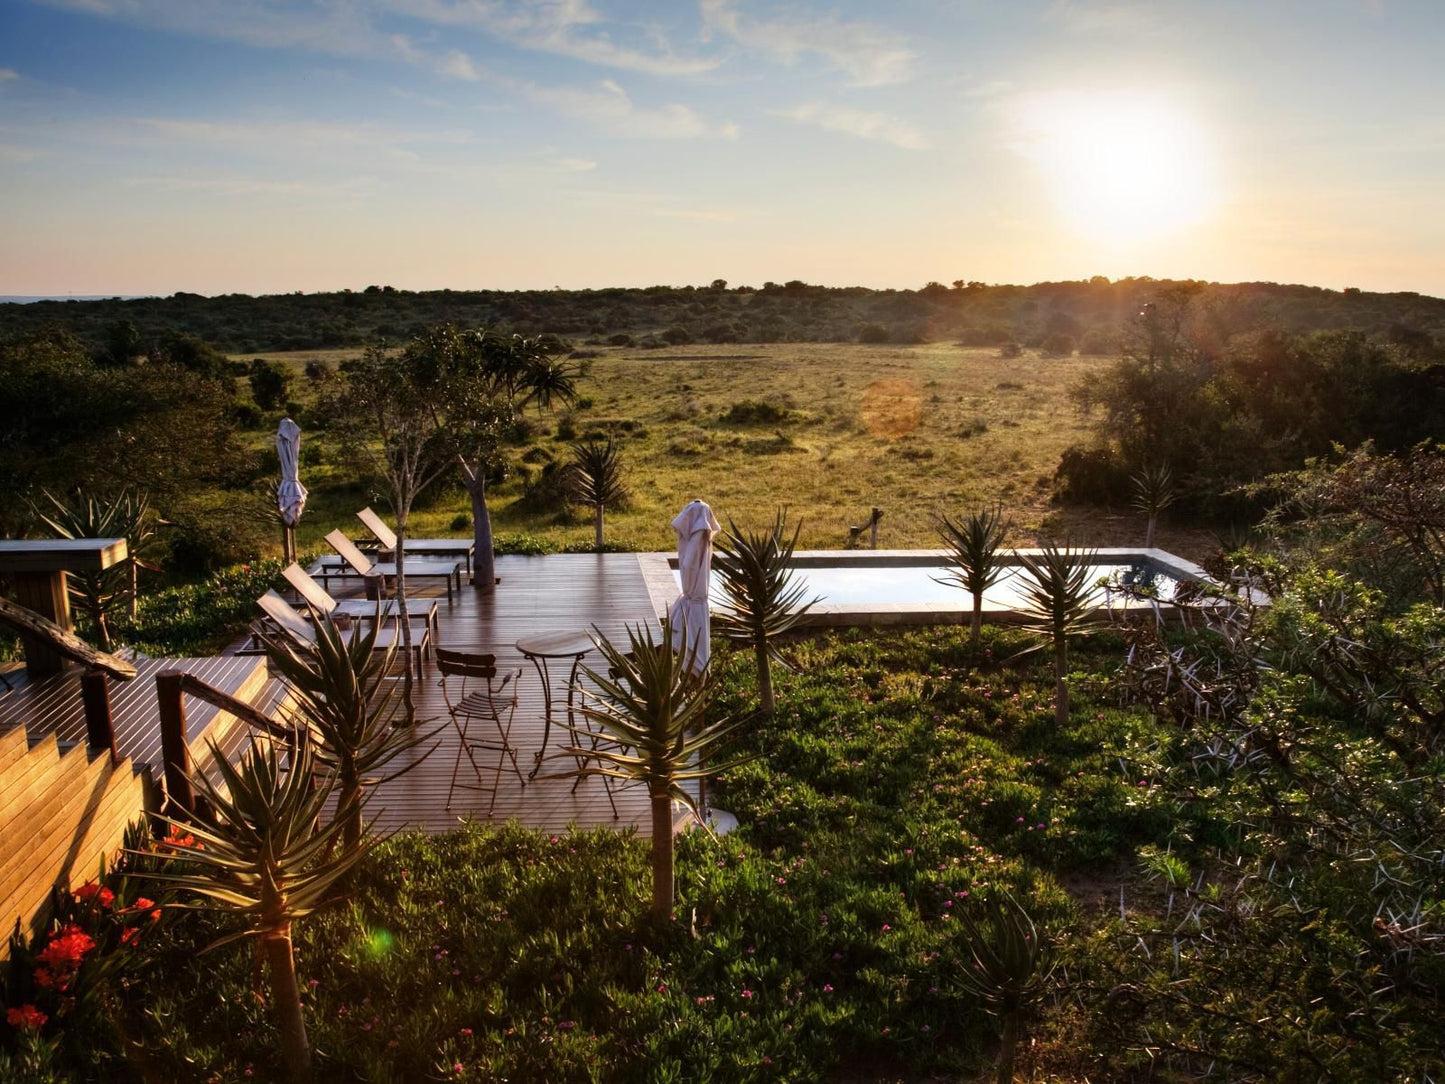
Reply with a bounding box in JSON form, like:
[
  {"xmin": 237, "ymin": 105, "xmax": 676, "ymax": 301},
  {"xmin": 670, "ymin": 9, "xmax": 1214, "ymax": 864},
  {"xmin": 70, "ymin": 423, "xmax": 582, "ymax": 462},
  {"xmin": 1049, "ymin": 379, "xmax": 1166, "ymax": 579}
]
[
  {"xmin": 264, "ymin": 552, "xmax": 664, "ymax": 836},
  {"xmin": 0, "ymin": 656, "xmax": 271, "ymax": 778}
]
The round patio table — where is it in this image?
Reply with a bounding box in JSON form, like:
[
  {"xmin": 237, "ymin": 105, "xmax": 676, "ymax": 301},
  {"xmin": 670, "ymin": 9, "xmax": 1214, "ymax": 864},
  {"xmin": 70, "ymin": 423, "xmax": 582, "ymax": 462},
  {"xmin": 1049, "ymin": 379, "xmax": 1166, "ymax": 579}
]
[{"xmin": 515, "ymin": 630, "xmax": 594, "ymax": 780}]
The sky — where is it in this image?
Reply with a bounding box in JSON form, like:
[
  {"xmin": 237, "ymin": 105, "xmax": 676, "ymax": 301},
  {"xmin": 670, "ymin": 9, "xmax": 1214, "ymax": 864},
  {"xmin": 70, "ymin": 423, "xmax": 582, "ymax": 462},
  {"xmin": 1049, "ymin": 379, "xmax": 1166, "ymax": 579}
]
[{"xmin": 1, "ymin": 0, "xmax": 1442, "ymax": 298}]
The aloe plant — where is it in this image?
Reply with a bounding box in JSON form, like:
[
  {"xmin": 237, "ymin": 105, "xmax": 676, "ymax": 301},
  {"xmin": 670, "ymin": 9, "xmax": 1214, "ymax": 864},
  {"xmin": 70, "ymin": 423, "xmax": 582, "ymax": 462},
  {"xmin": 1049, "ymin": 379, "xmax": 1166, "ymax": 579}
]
[
  {"xmin": 569, "ymin": 436, "xmax": 629, "ymax": 551},
  {"xmin": 936, "ymin": 505, "xmax": 1010, "ymax": 644},
  {"xmin": 952, "ymin": 892, "xmax": 1055, "ymax": 1084},
  {"xmin": 140, "ymin": 737, "xmax": 373, "ymax": 1081},
  {"xmin": 561, "ymin": 619, "xmax": 753, "ymax": 921},
  {"xmin": 255, "ymin": 609, "xmax": 437, "ymax": 858},
  {"xmin": 1016, "ymin": 542, "xmax": 1101, "ymax": 726},
  {"xmin": 713, "ymin": 511, "xmax": 821, "ymax": 715},
  {"xmin": 1130, "ymin": 463, "xmax": 1176, "ymax": 548},
  {"xmin": 33, "ymin": 488, "xmax": 162, "ymax": 648}
]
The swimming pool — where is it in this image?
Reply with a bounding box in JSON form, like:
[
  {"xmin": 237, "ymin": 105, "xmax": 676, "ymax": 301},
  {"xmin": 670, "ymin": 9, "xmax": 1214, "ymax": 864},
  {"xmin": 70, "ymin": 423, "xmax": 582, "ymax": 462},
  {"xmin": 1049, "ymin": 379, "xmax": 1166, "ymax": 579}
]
[{"xmin": 639, "ymin": 548, "xmax": 1209, "ymax": 628}]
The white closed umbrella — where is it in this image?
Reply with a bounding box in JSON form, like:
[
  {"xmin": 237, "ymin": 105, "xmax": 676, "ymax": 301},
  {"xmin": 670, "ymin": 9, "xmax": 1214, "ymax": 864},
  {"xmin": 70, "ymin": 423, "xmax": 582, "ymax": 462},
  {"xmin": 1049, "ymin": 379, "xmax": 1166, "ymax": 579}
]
[
  {"xmin": 668, "ymin": 499, "xmax": 721, "ymax": 674},
  {"xmin": 276, "ymin": 418, "xmax": 308, "ymax": 562}
]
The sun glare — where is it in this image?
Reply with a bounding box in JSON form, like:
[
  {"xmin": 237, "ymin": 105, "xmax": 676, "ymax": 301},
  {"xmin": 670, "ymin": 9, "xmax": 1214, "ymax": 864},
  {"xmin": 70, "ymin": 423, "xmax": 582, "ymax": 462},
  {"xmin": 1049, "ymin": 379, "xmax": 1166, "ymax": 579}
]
[{"xmin": 1017, "ymin": 92, "xmax": 1219, "ymax": 245}]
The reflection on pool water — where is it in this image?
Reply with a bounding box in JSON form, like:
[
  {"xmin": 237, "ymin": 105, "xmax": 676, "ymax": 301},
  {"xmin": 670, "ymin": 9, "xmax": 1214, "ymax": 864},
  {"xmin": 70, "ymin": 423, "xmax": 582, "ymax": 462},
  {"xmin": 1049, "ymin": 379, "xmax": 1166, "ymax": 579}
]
[{"xmin": 675, "ymin": 561, "xmax": 1182, "ymax": 609}]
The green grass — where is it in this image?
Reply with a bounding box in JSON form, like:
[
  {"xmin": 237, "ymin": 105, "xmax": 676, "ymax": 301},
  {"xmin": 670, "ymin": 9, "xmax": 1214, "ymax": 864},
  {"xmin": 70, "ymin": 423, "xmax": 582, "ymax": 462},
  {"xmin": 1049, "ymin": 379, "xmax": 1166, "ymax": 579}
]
[{"xmin": 241, "ymin": 343, "xmax": 1196, "ymax": 558}]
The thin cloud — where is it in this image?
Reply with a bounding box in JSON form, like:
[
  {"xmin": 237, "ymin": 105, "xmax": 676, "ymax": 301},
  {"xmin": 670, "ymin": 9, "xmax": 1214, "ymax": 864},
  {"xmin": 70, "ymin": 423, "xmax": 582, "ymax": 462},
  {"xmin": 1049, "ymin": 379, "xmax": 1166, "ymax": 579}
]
[
  {"xmin": 392, "ymin": 0, "xmax": 721, "ymax": 76},
  {"xmin": 526, "ymin": 78, "xmax": 738, "ymax": 140},
  {"xmin": 0, "ymin": 69, "xmax": 18, "ymax": 82},
  {"xmin": 437, "ymin": 49, "xmax": 482, "ymax": 81},
  {"xmin": 700, "ymin": 0, "xmax": 916, "ymax": 87},
  {"xmin": 776, "ymin": 101, "xmax": 927, "ymax": 150}
]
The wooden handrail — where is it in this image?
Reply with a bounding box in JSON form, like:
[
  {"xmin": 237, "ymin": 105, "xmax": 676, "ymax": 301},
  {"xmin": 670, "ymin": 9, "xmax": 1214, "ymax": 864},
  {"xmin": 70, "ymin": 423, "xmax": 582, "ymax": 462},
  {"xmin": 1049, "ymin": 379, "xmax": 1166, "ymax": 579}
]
[
  {"xmin": 164, "ymin": 671, "xmax": 298, "ymax": 743},
  {"xmin": 0, "ymin": 595, "xmax": 137, "ymax": 680},
  {"xmin": 156, "ymin": 670, "xmax": 304, "ymax": 816}
]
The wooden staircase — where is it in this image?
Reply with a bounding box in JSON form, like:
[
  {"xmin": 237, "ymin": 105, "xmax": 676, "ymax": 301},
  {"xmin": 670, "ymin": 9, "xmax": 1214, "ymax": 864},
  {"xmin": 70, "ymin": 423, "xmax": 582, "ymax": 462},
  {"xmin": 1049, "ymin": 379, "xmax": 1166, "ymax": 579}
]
[
  {"xmin": 0, "ymin": 656, "xmax": 280, "ymax": 959},
  {"xmin": 0, "ymin": 726, "xmax": 144, "ymax": 957}
]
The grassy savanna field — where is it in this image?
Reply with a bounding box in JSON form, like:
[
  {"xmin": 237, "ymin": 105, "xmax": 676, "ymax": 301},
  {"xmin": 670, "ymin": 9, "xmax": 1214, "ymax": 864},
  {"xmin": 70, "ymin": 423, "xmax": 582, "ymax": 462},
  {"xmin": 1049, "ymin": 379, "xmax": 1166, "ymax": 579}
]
[{"xmin": 243, "ymin": 342, "xmax": 1206, "ymax": 558}]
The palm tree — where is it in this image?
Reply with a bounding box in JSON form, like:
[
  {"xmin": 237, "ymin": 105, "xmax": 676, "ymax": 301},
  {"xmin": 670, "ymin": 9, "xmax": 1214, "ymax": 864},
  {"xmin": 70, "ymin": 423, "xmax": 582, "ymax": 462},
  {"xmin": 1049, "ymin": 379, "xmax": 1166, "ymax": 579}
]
[
  {"xmin": 560, "ymin": 619, "xmax": 752, "ymax": 922},
  {"xmin": 570, "ymin": 436, "xmax": 628, "ymax": 551},
  {"xmin": 713, "ymin": 511, "xmax": 821, "ymax": 716},
  {"xmin": 140, "ymin": 737, "xmax": 372, "ymax": 1081},
  {"xmin": 34, "ymin": 488, "xmax": 161, "ymax": 648},
  {"xmin": 952, "ymin": 892, "xmax": 1055, "ymax": 1084},
  {"xmin": 255, "ymin": 609, "xmax": 437, "ymax": 858},
  {"xmin": 1016, "ymin": 542, "xmax": 1101, "ymax": 727},
  {"xmin": 1130, "ymin": 463, "xmax": 1176, "ymax": 549},
  {"xmin": 936, "ymin": 505, "xmax": 1010, "ymax": 644}
]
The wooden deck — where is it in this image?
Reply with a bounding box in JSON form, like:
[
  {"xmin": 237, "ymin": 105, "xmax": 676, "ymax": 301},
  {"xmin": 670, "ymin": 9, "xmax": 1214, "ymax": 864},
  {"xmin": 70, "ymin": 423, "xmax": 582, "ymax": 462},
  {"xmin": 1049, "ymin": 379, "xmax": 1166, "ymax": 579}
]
[
  {"xmin": 278, "ymin": 552, "xmax": 666, "ymax": 836},
  {"xmin": 0, "ymin": 655, "xmax": 272, "ymax": 785}
]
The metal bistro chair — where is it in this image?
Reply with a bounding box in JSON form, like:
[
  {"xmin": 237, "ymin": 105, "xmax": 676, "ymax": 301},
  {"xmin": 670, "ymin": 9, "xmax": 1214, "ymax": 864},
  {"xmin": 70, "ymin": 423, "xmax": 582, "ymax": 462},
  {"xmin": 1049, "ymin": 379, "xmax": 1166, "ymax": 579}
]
[{"xmin": 436, "ymin": 648, "xmax": 525, "ymax": 815}]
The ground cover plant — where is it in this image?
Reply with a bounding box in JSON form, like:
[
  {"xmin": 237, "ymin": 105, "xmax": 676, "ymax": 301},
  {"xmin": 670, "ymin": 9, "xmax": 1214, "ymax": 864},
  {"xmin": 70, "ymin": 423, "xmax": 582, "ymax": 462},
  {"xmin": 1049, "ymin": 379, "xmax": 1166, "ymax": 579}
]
[{"xmin": 3, "ymin": 625, "xmax": 1183, "ymax": 1082}]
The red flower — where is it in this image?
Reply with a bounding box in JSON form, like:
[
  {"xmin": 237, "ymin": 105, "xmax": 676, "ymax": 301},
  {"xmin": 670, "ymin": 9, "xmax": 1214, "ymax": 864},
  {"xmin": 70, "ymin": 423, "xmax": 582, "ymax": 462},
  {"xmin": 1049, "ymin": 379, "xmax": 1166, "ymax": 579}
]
[
  {"xmin": 6, "ymin": 1004, "xmax": 47, "ymax": 1031},
  {"xmin": 74, "ymin": 882, "xmax": 115, "ymax": 908},
  {"xmin": 35, "ymin": 926, "xmax": 96, "ymax": 991}
]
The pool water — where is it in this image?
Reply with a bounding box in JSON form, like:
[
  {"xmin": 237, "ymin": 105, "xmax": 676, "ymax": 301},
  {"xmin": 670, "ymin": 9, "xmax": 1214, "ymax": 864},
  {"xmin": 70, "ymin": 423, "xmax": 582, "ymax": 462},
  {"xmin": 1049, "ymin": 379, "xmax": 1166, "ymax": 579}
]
[{"xmin": 677, "ymin": 561, "xmax": 1182, "ymax": 610}]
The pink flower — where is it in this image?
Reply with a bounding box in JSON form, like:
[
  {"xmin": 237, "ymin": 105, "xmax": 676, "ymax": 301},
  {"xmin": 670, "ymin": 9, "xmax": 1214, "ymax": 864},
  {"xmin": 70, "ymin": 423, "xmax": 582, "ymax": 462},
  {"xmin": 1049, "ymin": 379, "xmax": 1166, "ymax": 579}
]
[
  {"xmin": 822, "ymin": 984, "xmax": 834, "ymax": 993},
  {"xmin": 741, "ymin": 988, "xmax": 754, "ymax": 999}
]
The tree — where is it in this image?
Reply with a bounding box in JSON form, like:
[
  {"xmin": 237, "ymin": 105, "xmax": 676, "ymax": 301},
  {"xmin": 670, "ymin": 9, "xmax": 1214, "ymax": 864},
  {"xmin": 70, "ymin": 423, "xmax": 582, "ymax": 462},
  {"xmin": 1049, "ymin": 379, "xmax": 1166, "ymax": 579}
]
[
  {"xmin": 0, "ymin": 330, "xmax": 246, "ymax": 538},
  {"xmin": 1130, "ymin": 463, "xmax": 1176, "ymax": 549},
  {"xmin": 330, "ymin": 341, "xmax": 458, "ymax": 719},
  {"xmin": 570, "ymin": 436, "xmax": 628, "ymax": 551},
  {"xmin": 249, "ymin": 359, "xmax": 291, "ymax": 412},
  {"xmin": 563, "ymin": 619, "xmax": 751, "ymax": 922},
  {"xmin": 142, "ymin": 736, "xmax": 372, "ymax": 1080},
  {"xmin": 936, "ymin": 505, "xmax": 1010, "ymax": 644},
  {"xmin": 256, "ymin": 610, "xmax": 435, "ymax": 857},
  {"xmin": 713, "ymin": 511, "xmax": 820, "ymax": 716},
  {"xmin": 33, "ymin": 488, "xmax": 162, "ymax": 649},
  {"xmin": 426, "ymin": 328, "xmax": 576, "ymax": 592},
  {"xmin": 1016, "ymin": 543, "xmax": 1101, "ymax": 726},
  {"xmin": 952, "ymin": 893, "xmax": 1054, "ymax": 1084}
]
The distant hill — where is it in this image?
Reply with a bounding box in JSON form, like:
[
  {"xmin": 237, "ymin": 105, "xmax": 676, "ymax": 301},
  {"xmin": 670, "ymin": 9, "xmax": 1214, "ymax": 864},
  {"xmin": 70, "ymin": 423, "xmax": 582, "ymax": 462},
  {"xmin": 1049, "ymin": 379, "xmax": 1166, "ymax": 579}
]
[{"xmin": 2, "ymin": 279, "xmax": 1442, "ymax": 356}]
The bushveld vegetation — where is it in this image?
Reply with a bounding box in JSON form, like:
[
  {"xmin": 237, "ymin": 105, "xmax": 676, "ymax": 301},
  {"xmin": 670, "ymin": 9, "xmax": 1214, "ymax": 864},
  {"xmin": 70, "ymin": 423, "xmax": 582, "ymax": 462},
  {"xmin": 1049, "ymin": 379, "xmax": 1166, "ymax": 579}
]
[{"xmin": 4, "ymin": 278, "xmax": 1443, "ymax": 356}]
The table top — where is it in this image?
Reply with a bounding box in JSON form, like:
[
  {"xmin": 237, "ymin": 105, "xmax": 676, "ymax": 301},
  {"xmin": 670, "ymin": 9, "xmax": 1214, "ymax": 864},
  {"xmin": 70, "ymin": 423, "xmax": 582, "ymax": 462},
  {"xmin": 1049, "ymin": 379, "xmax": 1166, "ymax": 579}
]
[
  {"xmin": 515, "ymin": 630, "xmax": 594, "ymax": 658},
  {"xmin": 0, "ymin": 538, "xmax": 128, "ymax": 573}
]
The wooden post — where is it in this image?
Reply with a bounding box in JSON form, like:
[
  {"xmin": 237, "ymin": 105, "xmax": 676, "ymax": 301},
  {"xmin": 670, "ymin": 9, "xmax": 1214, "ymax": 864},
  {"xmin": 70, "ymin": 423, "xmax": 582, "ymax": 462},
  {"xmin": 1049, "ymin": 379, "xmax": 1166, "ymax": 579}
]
[
  {"xmin": 80, "ymin": 671, "xmax": 120, "ymax": 767},
  {"xmin": 129, "ymin": 556, "xmax": 139, "ymax": 619},
  {"xmin": 11, "ymin": 571, "xmax": 71, "ymax": 677},
  {"xmin": 155, "ymin": 671, "xmax": 194, "ymax": 815},
  {"xmin": 869, "ymin": 508, "xmax": 883, "ymax": 550}
]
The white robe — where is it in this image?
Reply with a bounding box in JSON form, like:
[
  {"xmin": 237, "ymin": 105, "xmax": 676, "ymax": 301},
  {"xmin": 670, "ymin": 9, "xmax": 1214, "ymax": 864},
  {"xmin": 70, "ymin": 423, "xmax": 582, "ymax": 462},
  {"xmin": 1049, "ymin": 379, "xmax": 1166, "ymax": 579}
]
[{"xmin": 667, "ymin": 500, "xmax": 721, "ymax": 673}]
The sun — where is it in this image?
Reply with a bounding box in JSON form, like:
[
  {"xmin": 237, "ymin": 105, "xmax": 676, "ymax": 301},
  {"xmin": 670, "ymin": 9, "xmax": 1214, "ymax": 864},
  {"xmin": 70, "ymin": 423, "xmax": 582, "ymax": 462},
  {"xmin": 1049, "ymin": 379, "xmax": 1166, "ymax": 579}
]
[{"xmin": 1017, "ymin": 91, "xmax": 1219, "ymax": 244}]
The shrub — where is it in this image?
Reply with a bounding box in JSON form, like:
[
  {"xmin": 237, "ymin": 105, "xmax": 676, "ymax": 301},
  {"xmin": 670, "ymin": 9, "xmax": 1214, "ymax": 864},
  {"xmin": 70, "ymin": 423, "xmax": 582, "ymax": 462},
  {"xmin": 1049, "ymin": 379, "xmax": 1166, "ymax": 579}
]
[
  {"xmin": 856, "ymin": 322, "xmax": 890, "ymax": 344},
  {"xmin": 606, "ymin": 333, "xmax": 634, "ymax": 347},
  {"xmin": 998, "ymin": 341, "xmax": 1022, "ymax": 359},
  {"xmin": 661, "ymin": 326, "xmax": 692, "ymax": 346},
  {"xmin": 449, "ymin": 512, "xmax": 470, "ymax": 531},
  {"xmin": 722, "ymin": 400, "xmax": 793, "ymax": 425},
  {"xmin": 1052, "ymin": 445, "xmax": 1131, "ymax": 505},
  {"xmin": 1040, "ymin": 333, "xmax": 1075, "ymax": 358}
]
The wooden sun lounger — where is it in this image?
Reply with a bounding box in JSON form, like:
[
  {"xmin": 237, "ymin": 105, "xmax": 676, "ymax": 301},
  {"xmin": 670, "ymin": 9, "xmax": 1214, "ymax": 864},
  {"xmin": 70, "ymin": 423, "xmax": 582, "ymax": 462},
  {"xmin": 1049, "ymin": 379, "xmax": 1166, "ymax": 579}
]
[
  {"xmin": 280, "ymin": 563, "xmax": 440, "ymax": 644},
  {"xmin": 248, "ymin": 590, "xmax": 430, "ymax": 665},
  {"xmin": 356, "ymin": 507, "xmax": 475, "ymax": 575},
  {"xmin": 318, "ymin": 530, "xmax": 462, "ymax": 604}
]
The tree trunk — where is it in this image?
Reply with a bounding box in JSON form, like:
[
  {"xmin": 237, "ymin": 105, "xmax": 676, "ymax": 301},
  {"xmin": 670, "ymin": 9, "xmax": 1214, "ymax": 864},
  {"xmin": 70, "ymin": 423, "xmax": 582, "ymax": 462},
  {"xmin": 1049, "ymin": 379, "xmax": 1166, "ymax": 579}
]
[
  {"xmin": 593, "ymin": 502, "xmax": 604, "ymax": 552},
  {"xmin": 262, "ymin": 927, "xmax": 311, "ymax": 1081},
  {"xmin": 755, "ymin": 640, "xmax": 775, "ymax": 716},
  {"xmin": 462, "ymin": 462, "xmax": 497, "ymax": 593},
  {"xmin": 395, "ymin": 513, "xmax": 415, "ymax": 724},
  {"xmin": 1145, "ymin": 512, "xmax": 1158, "ymax": 549},
  {"xmin": 996, "ymin": 1011, "xmax": 1018, "ymax": 1084},
  {"xmin": 340, "ymin": 767, "xmax": 361, "ymax": 859},
  {"xmin": 1053, "ymin": 639, "xmax": 1069, "ymax": 727},
  {"xmin": 650, "ymin": 791, "xmax": 674, "ymax": 922},
  {"xmin": 970, "ymin": 591, "xmax": 983, "ymax": 645}
]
